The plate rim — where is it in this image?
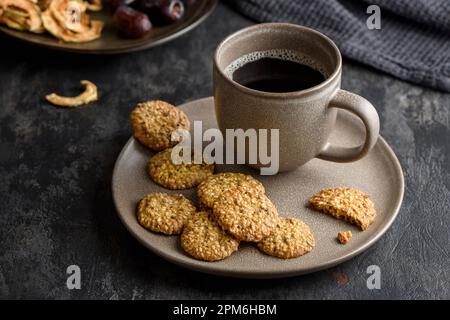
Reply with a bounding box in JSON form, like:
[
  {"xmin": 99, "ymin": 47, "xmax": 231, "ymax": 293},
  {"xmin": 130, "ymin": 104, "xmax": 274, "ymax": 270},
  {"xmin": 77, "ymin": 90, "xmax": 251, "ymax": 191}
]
[
  {"xmin": 0, "ymin": 0, "xmax": 218, "ymax": 55},
  {"xmin": 111, "ymin": 96, "xmax": 405, "ymax": 279}
]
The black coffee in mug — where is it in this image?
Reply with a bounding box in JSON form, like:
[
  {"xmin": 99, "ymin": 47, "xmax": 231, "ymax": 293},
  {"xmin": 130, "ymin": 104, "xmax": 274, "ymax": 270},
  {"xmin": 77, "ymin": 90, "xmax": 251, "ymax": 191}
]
[{"xmin": 225, "ymin": 51, "xmax": 325, "ymax": 93}]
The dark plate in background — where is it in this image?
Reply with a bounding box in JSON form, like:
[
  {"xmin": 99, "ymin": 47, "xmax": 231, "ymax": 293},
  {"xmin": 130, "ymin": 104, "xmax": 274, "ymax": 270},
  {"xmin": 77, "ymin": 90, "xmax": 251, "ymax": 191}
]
[{"xmin": 0, "ymin": 0, "xmax": 217, "ymax": 54}]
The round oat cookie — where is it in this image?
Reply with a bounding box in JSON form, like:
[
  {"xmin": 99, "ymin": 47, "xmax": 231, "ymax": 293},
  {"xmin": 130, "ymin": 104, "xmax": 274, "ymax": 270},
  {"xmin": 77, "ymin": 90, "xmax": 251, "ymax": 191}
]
[
  {"xmin": 197, "ymin": 172, "xmax": 266, "ymax": 209},
  {"xmin": 181, "ymin": 211, "xmax": 240, "ymax": 261},
  {"xmin": 137, "ymin": 192, "xmax": 197, "ymax": 235},
  {"xmin": 212, "ymin": 189, "xmax": 278, "ymax": 242},
  {"xmin": 148, "ymin": 148, "xmax": 214, "ymax": 190},
  {"xmin": 130, "ymin": 100, "xmax": 190, "ymax": 151},
  {"xmin": 257, "ymin": 217, "xmax": 315, "ymax": 259}
]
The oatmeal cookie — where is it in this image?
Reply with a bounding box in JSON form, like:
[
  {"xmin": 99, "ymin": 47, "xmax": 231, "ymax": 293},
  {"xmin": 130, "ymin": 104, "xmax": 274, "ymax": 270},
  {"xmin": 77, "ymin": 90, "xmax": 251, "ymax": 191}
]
[
  {"xmin": 257, "ymin": 217, "xmax": 315, "ymax": 259},
  {"xmin": 148, "ymin": 148, "xmax": 214, "ymax": 190},
  {"xmin": 137, "ymin": 192, "xmax": 197, "ymax": 235},
  {"xmin": 181, "ymin": 211, "xmax": 239, "ymax": 261},
  {"xmin": 197, "ymin": 172, "xmax": 265, "ymax": 209},
  {"xmin": 212, "ymin": 189, "xmax": 278, "ymax": 242},
  {"xmin": 130, "ymin": 100, "xmax": 190, "ymax": 151}
]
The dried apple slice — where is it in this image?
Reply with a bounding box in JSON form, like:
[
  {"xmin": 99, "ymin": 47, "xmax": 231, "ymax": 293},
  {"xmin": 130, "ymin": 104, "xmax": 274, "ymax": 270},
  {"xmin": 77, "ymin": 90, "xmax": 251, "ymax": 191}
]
[
  {"xmin": 37, "ymin": 0, "xmax": 53, "ymax": 10},
  {"xmin": 42, "ymin": 8, "xmax": 103, "ymax": 43},
  {"xmin": 49, "ymin": 0, "xmax": 90, "ymax": 33},
  {"xmin": 85, "ymin": 0, "xmax": 102, "ymax": 12},
  {"xmin": 45, "ymin": 80, "xmax": 98, "ymax": 107},
  {"xmin": 0, "ymin": 0, "xmax": 44, "ymax": 33}
]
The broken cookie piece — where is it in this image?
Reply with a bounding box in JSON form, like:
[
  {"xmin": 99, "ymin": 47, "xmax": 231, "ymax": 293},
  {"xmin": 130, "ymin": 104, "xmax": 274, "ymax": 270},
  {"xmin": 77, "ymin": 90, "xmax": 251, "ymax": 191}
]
[
  {"xmin": 309, "ymin": 187, "xmax": 376, "ymax": 230},
  {"xmin": 337, "ymin": 230, "xmax": 352, "ymax": 244}
]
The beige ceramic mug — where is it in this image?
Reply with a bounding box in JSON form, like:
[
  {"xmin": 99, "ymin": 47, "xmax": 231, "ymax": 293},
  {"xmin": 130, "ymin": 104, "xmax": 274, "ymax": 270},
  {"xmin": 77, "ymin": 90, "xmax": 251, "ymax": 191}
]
[{"xmin": 213, "ymin": 23, "xmax": 380, "ymax": 173}]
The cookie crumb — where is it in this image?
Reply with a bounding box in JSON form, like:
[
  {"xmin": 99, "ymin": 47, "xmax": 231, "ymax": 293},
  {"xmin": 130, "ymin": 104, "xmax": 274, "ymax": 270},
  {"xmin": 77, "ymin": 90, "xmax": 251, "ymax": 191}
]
[
  {"xmin": 331, "ymin": 270, "xmax": 348, "ymax": 286},
  {"xmin": 337, "ymin": 231, "xmax": 352, "ymax": 244}
]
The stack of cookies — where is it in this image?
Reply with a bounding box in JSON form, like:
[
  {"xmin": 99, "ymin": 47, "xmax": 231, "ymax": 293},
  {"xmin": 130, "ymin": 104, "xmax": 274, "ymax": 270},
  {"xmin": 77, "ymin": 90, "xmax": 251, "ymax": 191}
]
[
  {"xmin": 136, "ymin": 171, "xmax": 316, "ymax": 261},
  {"xmin": 196, "ymin": 172, "xmax": 315, "ymax": 260},
  {"xmin": 130, "ymin": 100, "xmax": 377, "ymax": 262}
]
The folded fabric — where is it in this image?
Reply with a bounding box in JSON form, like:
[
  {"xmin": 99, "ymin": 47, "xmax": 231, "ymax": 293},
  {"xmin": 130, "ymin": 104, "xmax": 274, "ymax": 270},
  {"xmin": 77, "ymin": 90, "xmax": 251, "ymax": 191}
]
[{"xmin": 227, "ymin": 0, "xmax": 450, "ymax": 92}]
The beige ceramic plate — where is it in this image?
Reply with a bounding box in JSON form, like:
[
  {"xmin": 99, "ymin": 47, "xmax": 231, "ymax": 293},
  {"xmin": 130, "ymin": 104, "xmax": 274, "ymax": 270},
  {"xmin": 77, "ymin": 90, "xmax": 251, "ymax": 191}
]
[
  {"xmin": 0, "ymin": 0, "xmax": 217, "ymax": 54},
  {"xmin": 112, "ymin": 97, "xmax": 404, "ymax": 278}
]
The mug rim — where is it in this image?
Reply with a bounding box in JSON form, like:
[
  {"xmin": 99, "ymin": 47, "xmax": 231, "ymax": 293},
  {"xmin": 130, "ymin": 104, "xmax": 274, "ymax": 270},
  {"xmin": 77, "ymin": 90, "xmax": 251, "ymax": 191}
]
[{"xmin": 214, "ymin": 23, "xmax": 342, "ymax": 98}]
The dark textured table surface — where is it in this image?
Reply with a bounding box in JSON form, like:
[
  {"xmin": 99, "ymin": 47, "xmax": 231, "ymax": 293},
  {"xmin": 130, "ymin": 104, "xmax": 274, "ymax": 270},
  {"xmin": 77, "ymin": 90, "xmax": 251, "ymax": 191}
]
[{"xmin": 0, "ymin": 2, "xmax": 449, "ymax": 300}]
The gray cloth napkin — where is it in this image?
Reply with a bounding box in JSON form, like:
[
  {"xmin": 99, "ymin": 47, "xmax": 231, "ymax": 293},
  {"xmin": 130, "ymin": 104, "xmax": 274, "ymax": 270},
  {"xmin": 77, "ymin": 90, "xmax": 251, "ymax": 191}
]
[{"xmin": 227, "ymin": 0, "xmax": 450, "ymax": 92}]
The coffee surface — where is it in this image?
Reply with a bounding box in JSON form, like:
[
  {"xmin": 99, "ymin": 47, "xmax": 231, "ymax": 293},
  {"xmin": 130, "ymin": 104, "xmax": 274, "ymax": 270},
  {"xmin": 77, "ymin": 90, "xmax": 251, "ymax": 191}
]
[{"xmin": 232, "ymin": 57, "xmax": 325, "ymax": 93}]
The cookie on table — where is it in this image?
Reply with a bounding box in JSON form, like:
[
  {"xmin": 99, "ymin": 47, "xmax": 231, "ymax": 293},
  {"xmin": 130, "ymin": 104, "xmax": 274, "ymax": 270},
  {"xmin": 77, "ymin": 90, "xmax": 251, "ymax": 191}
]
[
  {"xmin": 309, "ymin": 187, "xmax": 376, "ymax": 230},
  {"xmin": 212, "ymin": 188, "xmax": 278, "ymax": 242},
  {"xmin": 137, "ymin": 192, "xmax": 197, "ymax": 235},
  {"xmin": 148, "ymin": 148, "xmax": 214, "ymax": 190},
  {"xmin": 197, "ymin": 172, "xmax": 265, "ymax": 209},
  {"xmin": 257, "ymin": 217, "xmax": 315, "ymax": 259},
  {"xmin": 130, "ymin": 100, "xmax": 190, "ymax": 151},
  {"xmin": 181, "ymin": 211, "xmax": 240, "ymax": 262},
  {"xmin": 337, "ymin": 230, "xmax": 352, "ymax": 244}
]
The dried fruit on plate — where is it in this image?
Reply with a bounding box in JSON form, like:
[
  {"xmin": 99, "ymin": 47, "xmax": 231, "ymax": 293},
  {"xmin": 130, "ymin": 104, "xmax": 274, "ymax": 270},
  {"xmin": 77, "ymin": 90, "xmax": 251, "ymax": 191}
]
[
  {"xmin": 42, "ymin": 0, "xmax": 103, "ymax": 43},
  {"xmin": 0, "ymin": 0, "xmax": 45, "ymax": 33},
  {"xmin": 113, "ymin": 6, "xmax": 151, "ymax": 38},
  {"xmin": 85, "ymin": 0, "xmax": 103, "ymax": 11},
  {"xmin": 34, "ymin": 0, "xmax": 53, "ymax": 10},
  {"xmin": 50, "ymin": 0, "xmax": 90, "ymax": 33},
  {"xmin": 108, "ymin": 0, "xmax": 137, "ymax": 11},
  {"xmin": 134, "ymin": 0, "xmax": 185, "ymax": 25},
  {"xmin": 158, "ymin": 0, "xmax": 184, "ymax": 24},
  {"xmin": 130, "ymin": 0, "xmax": 160, "ymax": 13}
]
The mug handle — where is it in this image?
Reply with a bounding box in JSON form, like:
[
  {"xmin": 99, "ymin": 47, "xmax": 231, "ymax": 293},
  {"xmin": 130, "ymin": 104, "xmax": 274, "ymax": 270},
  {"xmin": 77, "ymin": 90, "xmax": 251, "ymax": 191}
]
[{"xmin": 317, "ymin": 89, "xmax": 380, "ymax": 162}]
